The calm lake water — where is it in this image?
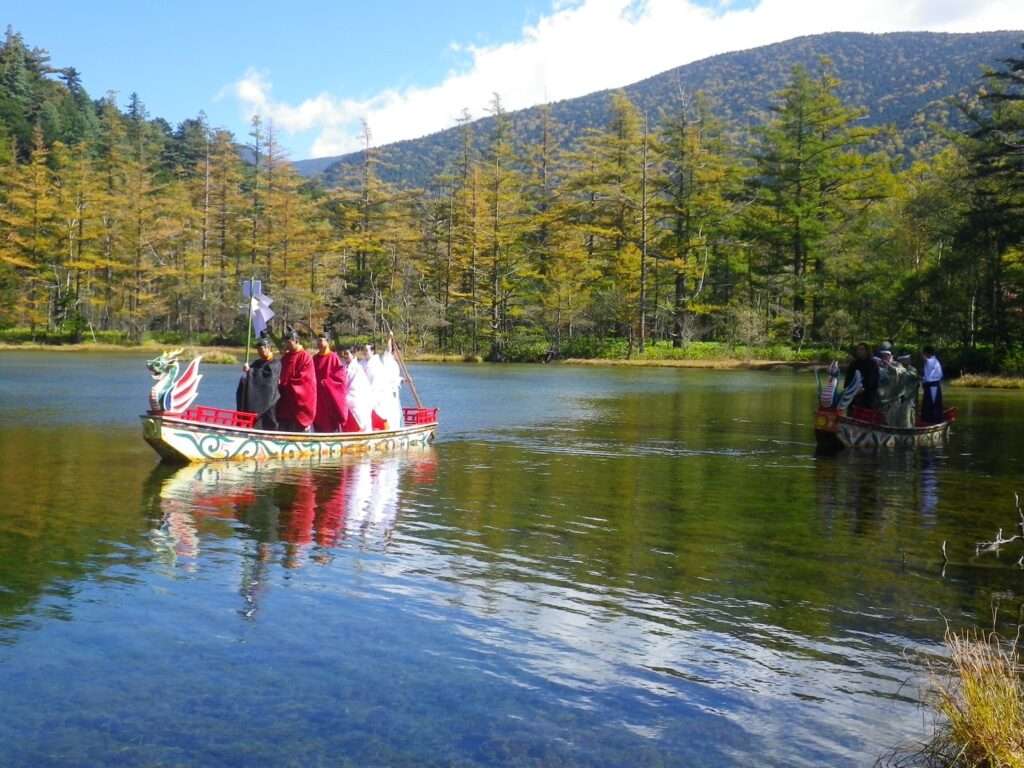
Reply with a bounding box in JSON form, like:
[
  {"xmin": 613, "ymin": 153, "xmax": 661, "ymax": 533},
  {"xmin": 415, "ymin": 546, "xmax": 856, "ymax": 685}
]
[{"xmin": 1, "ymin": 352, "xmax": 1022, "ymax": 767}]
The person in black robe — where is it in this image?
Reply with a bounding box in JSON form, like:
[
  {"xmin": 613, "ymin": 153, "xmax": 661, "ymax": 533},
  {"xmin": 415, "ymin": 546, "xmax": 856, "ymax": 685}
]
[
  {"xmin": 236, "ymin": 334, "xmax": 282, "ymax": 430},
  {"xmin": 844, "ymin": 342, "xmax": 879, "ymax": 410}
]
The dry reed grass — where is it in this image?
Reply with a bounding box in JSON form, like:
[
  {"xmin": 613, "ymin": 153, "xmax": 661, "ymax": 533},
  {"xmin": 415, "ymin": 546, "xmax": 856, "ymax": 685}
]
[{"xmin": 882, "ymin": 628, "xmax": 1024, "ymax": 767}]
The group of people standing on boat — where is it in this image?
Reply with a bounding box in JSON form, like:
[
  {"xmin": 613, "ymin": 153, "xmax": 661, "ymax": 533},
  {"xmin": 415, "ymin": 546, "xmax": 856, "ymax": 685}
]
[
  {"xmin": 843, "ymin": 342, "xmax": 944, "ymax": 427},
  {"xmin": 236, "ymin": 328, "xmax": 403, "ymax": 433}
]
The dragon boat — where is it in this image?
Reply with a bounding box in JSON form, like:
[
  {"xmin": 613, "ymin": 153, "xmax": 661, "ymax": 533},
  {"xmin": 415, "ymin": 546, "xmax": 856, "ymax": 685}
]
[
  {"xmin": 813, "ymin": 361, "xmax": 955, "ymax": 452},
  {"xmin": 141, "ymin": 349, "xmax": 438, "ymax": 463}
]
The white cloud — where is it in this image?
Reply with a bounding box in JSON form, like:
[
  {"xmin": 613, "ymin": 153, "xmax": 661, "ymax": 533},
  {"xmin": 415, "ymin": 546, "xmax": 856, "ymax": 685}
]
[{"xmin": 227, "ymin": 0, "xmax": 1024, "ymax": 158}]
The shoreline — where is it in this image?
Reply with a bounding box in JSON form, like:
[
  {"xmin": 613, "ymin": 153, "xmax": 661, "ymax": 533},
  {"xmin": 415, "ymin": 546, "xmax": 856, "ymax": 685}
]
[
  {"xmin": 559, "ymin": 357, "xmax": 810, "ymax": 370},
  {"xmin": 2, "ymin": 343, "xmax": 1022, "ymax": 387},
  {"xmin": 0, "ymin": 344, "xmax": 812, "ymax": 370},
  {"xmin": 0, "ymin": 342, "xmax": 245, "ymax": 360}
]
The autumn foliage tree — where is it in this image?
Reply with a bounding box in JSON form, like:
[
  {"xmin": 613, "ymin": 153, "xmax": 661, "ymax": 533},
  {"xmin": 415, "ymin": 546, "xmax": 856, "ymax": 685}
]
[{"xmin": 0, "ymin": 28, "xmax": 1022, "ymax": 373}]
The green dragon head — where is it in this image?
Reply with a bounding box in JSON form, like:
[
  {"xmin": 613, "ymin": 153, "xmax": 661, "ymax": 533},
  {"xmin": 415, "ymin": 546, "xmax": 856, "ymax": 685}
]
[
  {"xmin": 147, "ymin": 349, "xmax": 183, "ymax": 412},
  {"xmin": 146, "ymin": 349, "xmax": 205, "ymax": 414},
  {"xmin": 147, "ymin": 348, "xmax": 184, "ymax": 380}
]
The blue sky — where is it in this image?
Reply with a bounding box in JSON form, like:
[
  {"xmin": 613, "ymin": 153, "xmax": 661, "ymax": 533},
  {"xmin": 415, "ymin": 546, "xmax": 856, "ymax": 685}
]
[
  {"xmin": 10, "ymin": 1, "xmax": 543, "ymax": 141},
  {"xmin": 8, "ymin": 0, "xmax": 1023, "ymax": 159}
]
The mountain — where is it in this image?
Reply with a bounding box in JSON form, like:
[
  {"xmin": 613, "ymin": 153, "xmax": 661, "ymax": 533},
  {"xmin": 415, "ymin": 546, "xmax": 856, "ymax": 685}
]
[{"xmin": 293, "ymin": 30, "xmax": 1024, "ymax": 188}]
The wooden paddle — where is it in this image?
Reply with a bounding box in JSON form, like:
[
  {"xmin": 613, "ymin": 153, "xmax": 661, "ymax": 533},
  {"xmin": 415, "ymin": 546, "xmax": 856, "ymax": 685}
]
[{"xmin": 383, "ymin": 321, "xmax": 423, "ymax": 408}]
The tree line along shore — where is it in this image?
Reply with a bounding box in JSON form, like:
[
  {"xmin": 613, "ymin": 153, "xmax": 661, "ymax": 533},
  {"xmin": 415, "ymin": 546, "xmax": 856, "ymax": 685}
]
[
  {"xmin": 1, "ymin": 29, "xmax": 1023, "ymax": 379},
  {"xmin": 1, "ymin": 336, "xmax": 1021, "ymax": 389}
]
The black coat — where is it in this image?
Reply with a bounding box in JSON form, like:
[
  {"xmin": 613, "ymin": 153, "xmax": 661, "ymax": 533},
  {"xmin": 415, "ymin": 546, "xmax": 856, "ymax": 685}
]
[
  {"xmin": 237, "ymin": 358, "xmax": 281, "ymax": 423},
  {"xmin": 845, "ymin": 357, "xmax": 879, "ymax": 406}
]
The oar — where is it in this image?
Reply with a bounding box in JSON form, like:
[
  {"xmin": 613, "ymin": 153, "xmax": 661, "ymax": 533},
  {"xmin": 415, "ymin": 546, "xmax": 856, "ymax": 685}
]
[{"xmin": 383, "ymin": 321, "xmax": 423, "ymax": 408}]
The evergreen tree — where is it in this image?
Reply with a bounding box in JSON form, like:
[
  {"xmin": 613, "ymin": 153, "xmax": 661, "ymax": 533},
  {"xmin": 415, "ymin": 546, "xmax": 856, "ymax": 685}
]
[
  {"xmin": 949, "ymin": 47, "xmax": 1024, "ymax": 357},
  {"xmin": 654, "ymin": 93, "xmax": 737, "ymax": 346},
  {"xmin": 452, "ymin": 109, "xmax": 484, "ymax": 353},
  {"xmin": 207, "ymin": 128, "xmax": 247, "ymax": 332},
  {"xmin": 480, "ymin": 94, "xmax": 526, "ymax": 361},
  {"xmin": 566, "ymin": 91, "xmax": 645, "ymax": 349},
  {"xmin": 0, "ymin": 126, "xmax": 60, "ymax": 331},
  {"xmin": 748, "ymin": 59, "xmax": 890, "ymax": 343}
]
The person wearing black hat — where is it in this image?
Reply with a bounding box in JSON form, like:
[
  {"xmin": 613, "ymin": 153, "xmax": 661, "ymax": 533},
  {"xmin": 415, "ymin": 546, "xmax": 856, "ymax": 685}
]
[
  {"xmin": 844, "ymin": 342, "xmax": 879, "ymax": 410},
  {"xmin": 236, "ymin": 331, "xmax": 281, "ymax": 430}
]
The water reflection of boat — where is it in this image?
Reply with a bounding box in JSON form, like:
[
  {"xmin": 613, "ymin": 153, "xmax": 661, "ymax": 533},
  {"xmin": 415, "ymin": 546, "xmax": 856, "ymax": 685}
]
[
  {"xmin": 814, "ymin": 448, "xmax": 942, "ymax": 533},
  {"xmin": 146, "ymin": 450, "xmax": 436, "ymax": 602},
  {"xmin": 814, "ymin": 406, "xmax": 956, "ymax": 452}
]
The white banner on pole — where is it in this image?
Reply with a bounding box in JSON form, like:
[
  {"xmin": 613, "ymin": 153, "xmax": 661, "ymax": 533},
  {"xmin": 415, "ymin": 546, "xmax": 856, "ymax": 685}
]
[
  {"xmin": 242, "ymin": 278, "xmax": 262, "ymax": 300},
  {"xmin": 250, "ymin": 293, "xmax": 275, "ymax": 336}
]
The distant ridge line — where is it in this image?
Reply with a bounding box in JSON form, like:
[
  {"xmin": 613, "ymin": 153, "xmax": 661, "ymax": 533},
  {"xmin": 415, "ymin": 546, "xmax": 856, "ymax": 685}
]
[{"xmin": 291, "ymin": 30, "xmax": 1024, "ymax": 187}]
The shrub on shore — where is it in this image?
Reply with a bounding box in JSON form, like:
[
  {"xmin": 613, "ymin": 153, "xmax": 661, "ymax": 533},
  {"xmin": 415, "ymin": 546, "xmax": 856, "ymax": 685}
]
[
  {"xmin": 883, "ymin": 629, "xmax": 1024, "ymax": 767},
  {"xmin": 952, "ymin": 375, "xmax": 1024, "ymax": 390},
  {"xmin": 199, "ymin": 351, "xmax": 238, "ymax": 365},
  {"xmin": 555, "ymin": 338, "xmax": 837, "ymax": 363},
  {"xmin": 0, "ymin": 327, "xmax": 131, "ymax": 345}
]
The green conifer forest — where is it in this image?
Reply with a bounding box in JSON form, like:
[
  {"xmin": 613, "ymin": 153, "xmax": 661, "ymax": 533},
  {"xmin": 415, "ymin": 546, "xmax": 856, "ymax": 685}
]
[{"xmin": 1, "ymin": 28, "xmax": 1022, "ymax": 370}]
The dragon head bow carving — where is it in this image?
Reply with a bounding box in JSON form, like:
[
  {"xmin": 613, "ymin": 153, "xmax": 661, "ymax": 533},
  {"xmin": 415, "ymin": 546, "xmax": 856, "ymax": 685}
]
[
  {"xmin": 147, "ymin": 348, "xmax": 203, "ymax": 414},
  {"xmin": 819, "ymin": 360, "xmax": 862, "ymax": 410}
]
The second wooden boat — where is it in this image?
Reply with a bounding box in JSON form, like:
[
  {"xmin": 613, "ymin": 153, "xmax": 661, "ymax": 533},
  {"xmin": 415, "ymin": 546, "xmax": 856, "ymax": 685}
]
[{"xmin": 814, "ymin": 406, "xmax": 955, "ymax": 452}]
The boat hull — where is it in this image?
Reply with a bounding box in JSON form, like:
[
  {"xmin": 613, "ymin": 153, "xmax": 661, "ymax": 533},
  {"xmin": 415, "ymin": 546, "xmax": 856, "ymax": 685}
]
[
  {"xmin": 141, "ymin": 413, "xmax": 437, "ymax": 463},
  {"xmin": 814, "ymin": 407, "xmax": 951, "ymax": 452}
]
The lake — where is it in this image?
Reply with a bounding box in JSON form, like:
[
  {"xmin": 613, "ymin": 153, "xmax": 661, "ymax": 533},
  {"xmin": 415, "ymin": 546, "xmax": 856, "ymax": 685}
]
[{"xmin": 1, "ymin": 352, "xmax": 1022, "ymax": 767}]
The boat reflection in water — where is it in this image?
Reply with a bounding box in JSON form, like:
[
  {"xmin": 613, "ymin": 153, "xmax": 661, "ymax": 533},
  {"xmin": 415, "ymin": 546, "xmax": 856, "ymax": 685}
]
[
  {"xmin": 813, "ymin": 448, "xmax": 944, "ymax": 538},
  {"xmin": 144, "ymin": 448, "xmax": 437, "ymax": 615}
]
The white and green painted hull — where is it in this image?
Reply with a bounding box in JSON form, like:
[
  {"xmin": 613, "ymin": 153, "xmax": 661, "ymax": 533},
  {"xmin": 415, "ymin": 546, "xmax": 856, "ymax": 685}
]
[
  {"xmin": 814, "ymin": 407, "xmax": 952, "ymax": 451},
  {"xmin": 141, "ymin": 413, "xmax": 437, "ymax": 463}
]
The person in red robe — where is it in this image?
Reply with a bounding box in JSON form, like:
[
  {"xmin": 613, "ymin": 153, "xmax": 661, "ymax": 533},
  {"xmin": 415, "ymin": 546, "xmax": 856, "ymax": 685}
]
[
  {"xmin": 312, "ymin": 331, "xmax": 349, "ymax": 433},
  {"xmin": 276, "ymin": 328, "xmax": 317, "ymax": 432}
]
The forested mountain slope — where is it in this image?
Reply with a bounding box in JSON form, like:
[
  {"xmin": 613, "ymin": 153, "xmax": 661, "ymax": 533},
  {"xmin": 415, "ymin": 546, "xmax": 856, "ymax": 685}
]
[{"xmin": 295, "ymin": 30, "xmax": 1023, "ymax": 186}]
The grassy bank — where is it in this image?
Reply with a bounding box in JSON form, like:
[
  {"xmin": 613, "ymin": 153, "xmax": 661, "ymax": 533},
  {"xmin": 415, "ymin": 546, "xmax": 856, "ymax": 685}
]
[
  {"xmin": 0, "ymin": 338, "xmax": 831, "ymax": 363},
  {"xmin": 403, "ymin": 352, "xmax": 482, "ymax": 363},
  {"xmin": 951, "ymin": 374, "xmax": 1024, "ymax": 390},
  {"xmin": 0, "ymin": 342, "xmax": 479, "ymax": 366},
  {"xmin": 561, "ymin": 357, "xmax": 806, "ymax": 370},
  {"xmin": 0, "ymin": 341, "xmax": 244, "ymax": 364}
]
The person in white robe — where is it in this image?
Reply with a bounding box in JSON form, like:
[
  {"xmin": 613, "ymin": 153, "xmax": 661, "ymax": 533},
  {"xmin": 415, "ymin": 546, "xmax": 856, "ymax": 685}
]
[
  {"xmin": 367, "ymin": 457, "xmax": 400, "ymax": 535},
  {"xmin": 921, "ymin": 345, "xmax": 944, "ymax": 424},
  {"xmin": 344, "ymin": 459, "xmax": 374, "ymax": 532},
  {"xmin": 342, "ymin": 348, "xmax": 373, "ymax": 432},
  {"xmin": 362, "ymin": 343, "xmax": 394, "ymax": 429},
  {"xmin": 380, "ymin": 336, "xmax": 404, "ymax": 429}
]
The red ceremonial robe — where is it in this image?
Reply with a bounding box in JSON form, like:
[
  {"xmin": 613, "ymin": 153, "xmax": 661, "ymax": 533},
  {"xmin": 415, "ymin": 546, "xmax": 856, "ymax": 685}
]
[
  {"xmin": 313, "ymin": 352, "xmax": 349, "ymax": 432},
  {"xmin": 277, "ymin": 348, "xmax": 317, "ymax": 429}
]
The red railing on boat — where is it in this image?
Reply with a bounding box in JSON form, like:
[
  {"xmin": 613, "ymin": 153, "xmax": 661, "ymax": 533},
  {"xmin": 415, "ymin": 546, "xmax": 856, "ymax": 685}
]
[
  {"xmin": 850, "ymin": 406, "xmax": 885, "ymax": 425},
  {"xmin": 167, "ymin": 405, "xmax": 258, "ymax": 429},
  {"xmin": 848, "ymin": 405, "xmax": 957, "ymax": 427},
  {"xmin": 403, "ymin": 407, "xmax": 439, "ymax": 425}
]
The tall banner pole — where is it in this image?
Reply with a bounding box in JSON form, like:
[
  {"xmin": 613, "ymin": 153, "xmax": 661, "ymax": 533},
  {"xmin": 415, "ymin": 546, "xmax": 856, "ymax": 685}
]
[{"xmin": 244, "ymin": 276, "xmax": 255, "ymax": 366}]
